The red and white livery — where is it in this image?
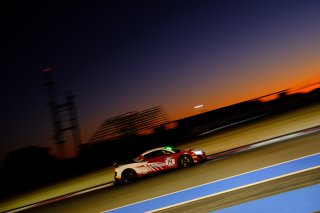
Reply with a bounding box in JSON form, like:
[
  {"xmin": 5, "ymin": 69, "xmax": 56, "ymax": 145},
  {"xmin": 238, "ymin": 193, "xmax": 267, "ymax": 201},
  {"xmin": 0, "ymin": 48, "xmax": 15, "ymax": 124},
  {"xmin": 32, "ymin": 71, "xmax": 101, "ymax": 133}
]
[{"xmin": 114, "ymin": 146, "xmax": 207, "ymax": 183}]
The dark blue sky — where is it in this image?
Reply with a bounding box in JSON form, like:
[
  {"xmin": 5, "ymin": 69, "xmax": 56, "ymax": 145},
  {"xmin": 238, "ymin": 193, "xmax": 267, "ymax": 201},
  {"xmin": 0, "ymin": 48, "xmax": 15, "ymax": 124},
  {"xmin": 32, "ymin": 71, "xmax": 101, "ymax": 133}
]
[{"xmin": 1, "ymin": 0, "xmax": 320, "ymax": 159}]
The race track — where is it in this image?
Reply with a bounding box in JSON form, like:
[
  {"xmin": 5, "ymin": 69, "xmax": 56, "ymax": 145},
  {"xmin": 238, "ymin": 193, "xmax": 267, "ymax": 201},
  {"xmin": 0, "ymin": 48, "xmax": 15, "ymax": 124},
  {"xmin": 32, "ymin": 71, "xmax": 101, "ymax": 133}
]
[{"xmin": 21, "ymin": 131, "xmax": 320, "ymax": 213}]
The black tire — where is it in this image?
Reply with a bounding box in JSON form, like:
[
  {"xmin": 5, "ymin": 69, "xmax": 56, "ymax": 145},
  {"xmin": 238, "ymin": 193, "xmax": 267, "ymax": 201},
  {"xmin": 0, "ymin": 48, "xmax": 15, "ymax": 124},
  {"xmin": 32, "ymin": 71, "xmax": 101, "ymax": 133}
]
[
  {"xmin": 121, "ymin": 169, "xmax": 138, "ymax": 184},
  {"xmin": 178, "ymin": 155, "xmax": 193, "ymax": 168}
]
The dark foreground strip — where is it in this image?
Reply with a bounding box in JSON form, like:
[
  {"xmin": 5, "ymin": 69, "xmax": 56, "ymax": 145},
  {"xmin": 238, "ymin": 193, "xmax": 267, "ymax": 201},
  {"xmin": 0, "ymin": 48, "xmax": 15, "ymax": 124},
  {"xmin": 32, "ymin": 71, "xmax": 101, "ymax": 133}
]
[
  {"xmin": 4, "ymin": 182, "xmax": 114, "ymax": 213},
  {"xmin": 5, "ymin": 125, "xmax": 320, "ymax": 213},
  {"xmin": 154, "ymin": 167, "xmax": 320, "ymax": 213}
]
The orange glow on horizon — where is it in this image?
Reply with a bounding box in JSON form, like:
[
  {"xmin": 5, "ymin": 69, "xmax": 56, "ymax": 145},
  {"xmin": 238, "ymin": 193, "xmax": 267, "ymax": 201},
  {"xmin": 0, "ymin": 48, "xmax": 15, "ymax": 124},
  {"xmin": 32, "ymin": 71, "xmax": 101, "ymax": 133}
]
[
  {"xmin": 258, "ymin": 94, "xmax": 280, "ymax": 102},
  {"xmin": 168, "ymin": 78, "xmax": 320, "ymax": 121},
  {"xmin": 288, "ymin": 82, "xmax": 320, "ymax": 94}
]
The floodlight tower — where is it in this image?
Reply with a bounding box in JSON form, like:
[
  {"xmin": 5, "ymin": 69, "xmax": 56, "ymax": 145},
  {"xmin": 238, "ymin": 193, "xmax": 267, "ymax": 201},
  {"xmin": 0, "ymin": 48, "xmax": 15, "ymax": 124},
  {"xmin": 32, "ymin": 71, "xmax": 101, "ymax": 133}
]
[
  {"xmin": 65, "ymin": 90, "xmax": 82, "ymax": 155},
  {"xmin": 43, "ymin": 67, "xmax": 66, "ymax": 158},
  {"xmin": 43, "ymin": 67, "xmax": 82, "ymax": 158}
]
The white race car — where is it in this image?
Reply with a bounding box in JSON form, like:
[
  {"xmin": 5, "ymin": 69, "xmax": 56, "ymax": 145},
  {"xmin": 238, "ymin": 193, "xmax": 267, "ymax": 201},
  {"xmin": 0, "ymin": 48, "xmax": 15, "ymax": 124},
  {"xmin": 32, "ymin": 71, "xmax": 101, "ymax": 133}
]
[{"xmin": 114, "ymin": 146, "xmax": 207, "ymax": 183}]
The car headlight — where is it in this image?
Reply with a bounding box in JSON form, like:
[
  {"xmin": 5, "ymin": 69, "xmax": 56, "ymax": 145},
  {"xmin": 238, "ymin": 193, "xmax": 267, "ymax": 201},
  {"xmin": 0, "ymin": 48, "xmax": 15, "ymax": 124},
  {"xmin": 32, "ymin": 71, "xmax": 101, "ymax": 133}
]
[{"xmin": 193, "ymin": 150, "xmax": 203, "ymax": 155}]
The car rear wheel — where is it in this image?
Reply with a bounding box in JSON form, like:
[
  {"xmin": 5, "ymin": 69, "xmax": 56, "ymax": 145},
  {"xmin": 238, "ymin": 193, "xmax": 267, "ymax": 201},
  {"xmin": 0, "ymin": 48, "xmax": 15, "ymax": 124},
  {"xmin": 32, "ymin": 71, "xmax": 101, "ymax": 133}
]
[
  {"xmin": 178, "ymin": 155, "xmax": 193, "ymax": 168},
  {"xmin": 121, "ymin": 169, "xmax": 137, "ymax": 184}
]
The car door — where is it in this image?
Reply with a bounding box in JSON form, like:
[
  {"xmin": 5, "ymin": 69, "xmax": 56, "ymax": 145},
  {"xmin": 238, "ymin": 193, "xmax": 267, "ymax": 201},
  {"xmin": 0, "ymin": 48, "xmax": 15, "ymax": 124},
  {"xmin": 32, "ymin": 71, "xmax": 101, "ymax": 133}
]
[
  {"xmin": 144, "ymin": 150, "xmax": 176, "ymax": 172},
  {"xmin": 143, "ymin": 150, "xmax": 168, "ymax": 172},
  {"xmin": 163, "ymin": 151, "xmax": 178, "ymax": 169}
]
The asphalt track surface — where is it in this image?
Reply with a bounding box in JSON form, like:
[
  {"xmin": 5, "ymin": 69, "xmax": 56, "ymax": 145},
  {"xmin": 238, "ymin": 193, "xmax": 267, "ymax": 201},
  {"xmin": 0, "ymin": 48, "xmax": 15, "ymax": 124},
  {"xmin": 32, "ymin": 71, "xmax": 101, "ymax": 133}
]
[
  {"xmin": 154, "ymin": 164, "xmax": 320, "ymax": 213},
  {"xmin": 18, "ymin": 131, "xmax": 320, "ymax": 213}
]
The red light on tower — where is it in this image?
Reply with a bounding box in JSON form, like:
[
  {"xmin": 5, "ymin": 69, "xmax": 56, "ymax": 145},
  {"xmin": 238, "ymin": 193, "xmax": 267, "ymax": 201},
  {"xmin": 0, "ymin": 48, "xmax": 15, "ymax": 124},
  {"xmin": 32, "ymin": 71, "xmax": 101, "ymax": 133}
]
[{"xmin": 42, "ymin": 67, "xmax": 53, "ymax": 72}]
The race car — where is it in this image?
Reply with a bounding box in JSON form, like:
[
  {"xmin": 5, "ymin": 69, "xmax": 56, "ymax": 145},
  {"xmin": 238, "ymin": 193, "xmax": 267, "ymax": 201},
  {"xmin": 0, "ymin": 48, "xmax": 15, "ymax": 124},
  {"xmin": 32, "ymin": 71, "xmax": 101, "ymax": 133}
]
[{"xmin": 114, "ymin": 146, "xmax": 207, "ymax": 183}]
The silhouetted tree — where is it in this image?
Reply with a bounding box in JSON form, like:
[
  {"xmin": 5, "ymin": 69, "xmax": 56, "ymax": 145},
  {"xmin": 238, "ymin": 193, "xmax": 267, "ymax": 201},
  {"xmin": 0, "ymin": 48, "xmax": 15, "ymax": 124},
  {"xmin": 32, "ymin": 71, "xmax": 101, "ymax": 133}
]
[
  {"xmin": 2, "ymin": 146, "xmax": 58, "ymax": 193},
  {"xmin": 4, "ymin": 146, "xmax": 57, "ymax": 169}
]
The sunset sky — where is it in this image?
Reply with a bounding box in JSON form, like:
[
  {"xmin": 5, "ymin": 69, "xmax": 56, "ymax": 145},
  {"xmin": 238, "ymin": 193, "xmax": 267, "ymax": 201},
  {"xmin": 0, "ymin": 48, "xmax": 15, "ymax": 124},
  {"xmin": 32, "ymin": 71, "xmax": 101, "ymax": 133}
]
[{"xmin": 2, "ymin": 0, "xmax": 320, "ymax": 159}]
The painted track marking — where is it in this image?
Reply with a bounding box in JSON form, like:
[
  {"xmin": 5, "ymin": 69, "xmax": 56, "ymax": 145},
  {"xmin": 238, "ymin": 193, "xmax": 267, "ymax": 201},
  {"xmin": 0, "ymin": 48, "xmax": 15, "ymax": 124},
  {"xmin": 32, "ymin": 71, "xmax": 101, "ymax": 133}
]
[{"xmin": 104, "ymin": 153, "xmax": 320, "ymax": 213}]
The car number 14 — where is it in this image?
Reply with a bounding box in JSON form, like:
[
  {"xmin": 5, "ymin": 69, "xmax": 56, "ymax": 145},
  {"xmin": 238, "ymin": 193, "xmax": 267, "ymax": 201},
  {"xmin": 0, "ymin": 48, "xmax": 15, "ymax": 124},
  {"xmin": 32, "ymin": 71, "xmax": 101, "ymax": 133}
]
[{"xmin": 165, "ymin": 157, "xmax": 175, "ymax": 166}]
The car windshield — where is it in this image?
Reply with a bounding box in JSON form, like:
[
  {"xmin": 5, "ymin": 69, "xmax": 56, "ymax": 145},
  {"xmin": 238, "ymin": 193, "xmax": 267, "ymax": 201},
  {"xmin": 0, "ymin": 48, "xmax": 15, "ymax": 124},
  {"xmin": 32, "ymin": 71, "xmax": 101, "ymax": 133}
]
[{"xmin": 132, "ymin": 147, "xmax": 181, "ymax": 162}]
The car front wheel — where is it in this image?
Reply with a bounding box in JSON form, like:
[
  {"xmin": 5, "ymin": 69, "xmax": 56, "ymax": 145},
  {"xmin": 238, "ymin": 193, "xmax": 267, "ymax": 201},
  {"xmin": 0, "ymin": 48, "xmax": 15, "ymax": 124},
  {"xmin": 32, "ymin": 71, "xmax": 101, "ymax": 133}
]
[
  {"xmin": 178, "ymin": 155, "xmax": 193, "ymax": 168},
  {"xmin": 121, "ymin": 169, "xmax": 138, "ymax": 184}
]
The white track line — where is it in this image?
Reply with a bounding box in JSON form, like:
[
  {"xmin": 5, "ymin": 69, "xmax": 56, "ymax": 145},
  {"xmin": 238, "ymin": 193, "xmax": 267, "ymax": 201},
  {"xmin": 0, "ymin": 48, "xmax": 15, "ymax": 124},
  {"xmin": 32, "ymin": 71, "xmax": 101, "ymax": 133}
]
[{"xmin": 146, "ymin": 165, "xmax": 320, "ymax": 212}]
